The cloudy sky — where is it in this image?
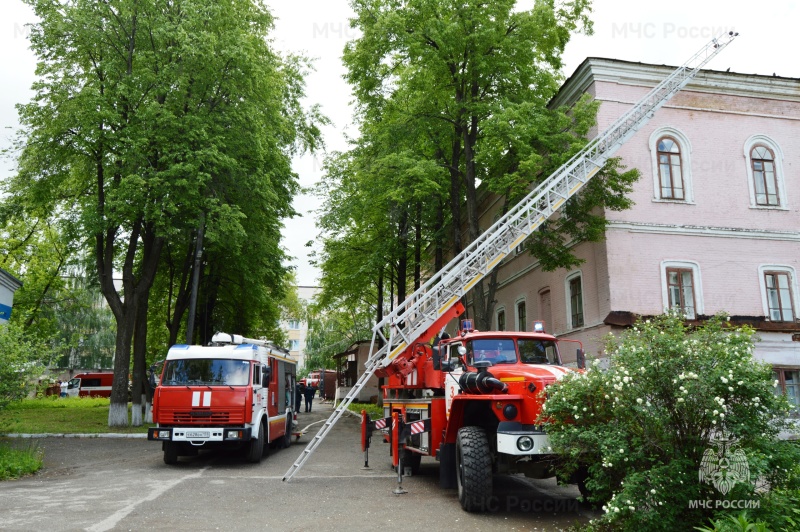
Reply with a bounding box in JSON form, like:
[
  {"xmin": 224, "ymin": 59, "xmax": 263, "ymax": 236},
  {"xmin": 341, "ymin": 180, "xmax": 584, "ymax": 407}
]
[{"xmin": 2, "ymin": 0, "xmax": 797, "ymax": 286}]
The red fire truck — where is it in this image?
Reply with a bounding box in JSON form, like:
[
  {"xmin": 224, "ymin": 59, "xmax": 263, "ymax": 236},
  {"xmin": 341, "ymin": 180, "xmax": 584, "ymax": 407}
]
[
  {"xmin": 362, "ymin": 303, "xmax": 585, "ymax": 511},
  {"xmin": 148, "ymin": 332, "xmax": 297, "ymax": 464}
]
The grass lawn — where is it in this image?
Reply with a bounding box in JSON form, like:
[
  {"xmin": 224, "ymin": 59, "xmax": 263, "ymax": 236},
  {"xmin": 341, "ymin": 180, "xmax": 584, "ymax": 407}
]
[
  {"xmin": 0, "ymin": 397, "xmax": 153, "ymax": 435},
  {"xmin": 0, "ymin": 397, "xmax": 153, "ymax": 480}
]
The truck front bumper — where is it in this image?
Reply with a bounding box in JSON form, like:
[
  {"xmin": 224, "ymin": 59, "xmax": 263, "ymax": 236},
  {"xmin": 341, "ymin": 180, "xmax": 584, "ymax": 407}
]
[
  {"xmin": 148, "ymin": 426, "xmax": 252, "ymax": 445},
  {"xmin": 496, "ymin": 422, "xmax": 551, "ymax": 455}
]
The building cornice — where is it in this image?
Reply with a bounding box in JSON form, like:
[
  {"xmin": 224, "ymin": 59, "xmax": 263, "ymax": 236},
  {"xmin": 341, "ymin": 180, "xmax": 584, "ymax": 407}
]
[
  {"xmin": 607, "ymin": 221, "xmax": 800, "ymax": 242},
  {"xmin": 550, "ymin": 58, "xmax": 800, "ymax": 109}
]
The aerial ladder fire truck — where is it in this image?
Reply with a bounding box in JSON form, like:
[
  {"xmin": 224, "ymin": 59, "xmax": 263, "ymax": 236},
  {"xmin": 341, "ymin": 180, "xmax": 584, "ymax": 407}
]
[{"xmin": 283, "ymin": 31, "xmax": 738, "ymax": 511}]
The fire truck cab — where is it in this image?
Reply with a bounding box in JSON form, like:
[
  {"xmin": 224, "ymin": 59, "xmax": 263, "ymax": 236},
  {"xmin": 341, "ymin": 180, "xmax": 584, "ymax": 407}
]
[{"xmin": 148, "ymin": 332, "xmax": 296, "ymax": 464}]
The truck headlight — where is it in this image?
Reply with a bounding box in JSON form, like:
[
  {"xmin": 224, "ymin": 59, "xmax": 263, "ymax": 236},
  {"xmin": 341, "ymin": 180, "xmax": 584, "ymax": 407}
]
[
  {"xmin": 517, "ymin": 436, "xmax": 534, "ymax": 452},
  {"xmin": 226, "ymin": 430, "xmax": 243, "ymax": 440}
]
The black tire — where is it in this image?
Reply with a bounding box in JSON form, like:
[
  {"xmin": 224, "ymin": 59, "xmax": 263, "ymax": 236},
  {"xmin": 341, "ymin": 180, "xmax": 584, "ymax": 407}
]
[
  {"xmin": 245, "ymin": 422, "xmax": 265, "ymax": 463},
  {"xmin": 456, "ymin": 426, "xmax": 493, "ymax": 512},
  {"xmin": 163, "ymin": 442, "xmax": 179, "ymax": 465},
  {"xmin": 279, "ymin": 414, "xmax": 292, "ymax": 449}
]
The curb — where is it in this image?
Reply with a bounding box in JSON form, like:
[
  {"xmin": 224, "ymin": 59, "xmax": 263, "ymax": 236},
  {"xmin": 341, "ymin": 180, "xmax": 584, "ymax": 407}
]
[{"xmin": 1, "ymin": 433, "xmax": 148, "ymax": 439}]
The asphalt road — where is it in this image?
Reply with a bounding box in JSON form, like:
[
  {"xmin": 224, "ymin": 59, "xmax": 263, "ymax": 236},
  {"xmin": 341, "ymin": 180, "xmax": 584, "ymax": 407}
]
[{"xmin": 0, "ymin": 399, "xmax": 598, "ymax": 531}]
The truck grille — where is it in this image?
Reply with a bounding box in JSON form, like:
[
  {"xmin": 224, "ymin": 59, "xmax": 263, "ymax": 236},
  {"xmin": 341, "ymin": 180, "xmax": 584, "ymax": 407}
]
[{"xmin": 164, "ymin": 411, "xmax": 244, "ymax": 425}]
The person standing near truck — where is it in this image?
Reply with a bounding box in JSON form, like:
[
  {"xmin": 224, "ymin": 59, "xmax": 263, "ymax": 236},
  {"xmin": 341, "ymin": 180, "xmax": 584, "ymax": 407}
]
[
  {"xmin": 295, "ymin": 381, "xmax": 305, "ymax": 413},
  {"xmin": 303, "ymin": 383, "xmax": 316, "ymax": 412}
]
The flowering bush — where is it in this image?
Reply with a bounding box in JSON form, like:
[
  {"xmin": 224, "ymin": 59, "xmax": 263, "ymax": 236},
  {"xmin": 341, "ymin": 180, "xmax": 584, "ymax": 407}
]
[{"xmin": 541, "ymin": 314, "xmax": 799, "ymax": 531}]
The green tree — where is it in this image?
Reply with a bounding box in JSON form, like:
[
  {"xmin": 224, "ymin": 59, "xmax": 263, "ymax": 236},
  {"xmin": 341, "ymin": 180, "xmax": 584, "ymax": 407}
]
[
  {"xmin": 335, "ymin": 0, "xmax": 638, "ymax": 330},
  {"xmin": 542, "ymin": 314, "xmax": 799, "ymax": 531},
  {"xmin": 0, "ymin": 323, "xmax": 45, "ymax": 411},
  {"xmin": 11, "ymin": 0, "xmax": 322, "ymax": 426}
]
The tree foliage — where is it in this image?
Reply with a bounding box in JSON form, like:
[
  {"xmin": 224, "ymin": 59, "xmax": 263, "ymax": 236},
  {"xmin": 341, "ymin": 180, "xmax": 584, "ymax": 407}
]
[
  {"xmin": 0, "ymin": 323, "xmax": 45, "ymax": 411},
  {"xmin": 316, "ymin": 0, "xmax": 638, "ymax": 333},
  {"xmin": 9, "ymin": 0, "xmax": 322, "ymax": 425},
  {"xmin": 542, "ymin": 314, "xmax": 799, "ymax": 531}
]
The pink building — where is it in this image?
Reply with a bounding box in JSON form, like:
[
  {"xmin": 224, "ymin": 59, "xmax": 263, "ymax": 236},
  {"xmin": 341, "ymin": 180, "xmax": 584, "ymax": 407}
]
[{"xmin": 477, "ymin": 59, "xmax": 799, "ymax": 402}]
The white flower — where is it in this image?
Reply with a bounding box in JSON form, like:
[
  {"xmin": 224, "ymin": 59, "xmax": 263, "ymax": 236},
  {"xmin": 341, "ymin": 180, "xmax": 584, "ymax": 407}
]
[
  {"xmin": 677, "ymin": 397, "xmax": 684, "ymax": 403},
  {"xmin": 650, "ymin": 489, "xmax": 656, "ymax": 494},
  {"xmin": 636, "ymin": 398, "xmax": 643, "ymax": 404},
  {"xmin": 721, "ymin": 376, "xmax": 729, "ymax": 384},
  {"xmin": 619, "ymin": 448, "xmax": 624, "ymax": 454}
]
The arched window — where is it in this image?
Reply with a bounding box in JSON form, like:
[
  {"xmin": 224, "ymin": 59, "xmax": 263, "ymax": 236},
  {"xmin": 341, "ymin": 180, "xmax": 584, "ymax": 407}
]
[
  {"xmin": 649, "ymin": 127, "xmax": 693, "ymax": 203},
  {"xmin": 744, "ymin": 135, "xmax": 786, "ymax": 210},
  {"xmin": 751, "ymin": 146, "xmax": 779, "ymax": 206},
  {"xmin": 657, "ymin": 137, "xmax": 684, "ymax": 200},
  {"xmin": 565, "ymin": 271, "xmax": 584, "ymax": 329}
]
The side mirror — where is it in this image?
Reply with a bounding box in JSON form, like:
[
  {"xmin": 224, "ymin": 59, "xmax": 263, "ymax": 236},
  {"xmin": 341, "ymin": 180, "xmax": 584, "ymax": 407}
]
[{"xmin": 263, "ymin": 366, "xmax": 272, "ymax": 382}]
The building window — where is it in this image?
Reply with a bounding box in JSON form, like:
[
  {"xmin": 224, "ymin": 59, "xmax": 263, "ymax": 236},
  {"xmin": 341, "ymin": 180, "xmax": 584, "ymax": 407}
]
[
  {"xmin": 759, "ymin": 265, "xmax": 798, "ymax": 323},
  {"xmin": 666, "ymin": 268, "xmax": 696, "ymax": 319},
  {"xmin": 516, "ymin": 301, "xmax": 526, "ymax": 332},
  {"xmin": 649, "ymin": 127, "xmax": 693, "ymax": 203},
  {"xmin": 566, "ymin": 273, "xmax": 584, "ymax": 329},
  {"xmin": 765, "ymin": 271, "xmax": 795, "ymax": 322},
  {"xmin": 660, "ymin": 261, "xmax": 703, "ymax": 318},
  {"xmin": 657, "ymin": 137, "xmax": 684, "ymax": 200},
  {"xmin": 288, "ymin": 320, "xmax": 301, "ymax": 330},
  {"xmin": 290, "ymin": 339, "xmax": 300, "ymax": 351},
  {"xmin": 744, "ymin": 135, "xmax": 786, "ymax": 210},
  {"xmin": 773, "ymin": 368, "xmax": 800, "ymax": 414},
  {"xmin": 751, "ymin": 146, "xmax": 779, "ymax": 206},
  {"xmin": 496, "ymin": 309, "xmax": 506, "ymax": 331}
]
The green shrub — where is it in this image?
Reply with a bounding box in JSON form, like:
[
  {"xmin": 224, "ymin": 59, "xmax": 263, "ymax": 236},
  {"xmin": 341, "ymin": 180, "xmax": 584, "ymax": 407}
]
[{"xmin": 542, "ymin": 314, "xmax": 798, "ymax": 531}]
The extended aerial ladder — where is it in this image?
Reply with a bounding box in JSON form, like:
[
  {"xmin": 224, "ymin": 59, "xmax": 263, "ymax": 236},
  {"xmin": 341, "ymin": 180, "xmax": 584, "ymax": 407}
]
[{"xmin": 283, "ymin": 30, "xmax": 738, "ymax": 482}]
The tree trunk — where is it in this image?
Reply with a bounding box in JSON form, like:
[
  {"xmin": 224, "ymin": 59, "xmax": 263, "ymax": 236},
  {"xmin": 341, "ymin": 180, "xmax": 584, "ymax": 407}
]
[{"xmin": 131, "ymin": 291, "xmax": 149, "ymax": 426}]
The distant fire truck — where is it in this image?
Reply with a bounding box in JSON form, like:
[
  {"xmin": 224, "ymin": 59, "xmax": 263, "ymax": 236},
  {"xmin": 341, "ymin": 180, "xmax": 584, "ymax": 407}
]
[
  {"xmin": 148, "ymin": 332, "xmax": 296, "ymax": 464},
  {"xmin": 362, "ymin": 305, "xmax": 584, "ymax": 510}
]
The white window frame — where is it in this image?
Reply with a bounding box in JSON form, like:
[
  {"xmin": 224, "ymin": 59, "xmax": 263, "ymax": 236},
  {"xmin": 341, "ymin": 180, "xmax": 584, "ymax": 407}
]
[
  {"xmin": 660, "ymin": 260, "xmax": 704, "ymax": 317},
  {"xmin": 495, "ymin": 306, "xmax": 506, "ymax": 331},
  {"xmin": 758, "ymin": 265, "xmax": 798, "ymax": 322},
  {"xmin": 564, "ymin": 271, "xmax": 585, "ymax": 330},
  {"xmin": 649, "ymin": 126, "xmax": 694, "ymax": 204},
  {"xmin": 515, "ymin": 298, "xmax": 527, "ymax": 332},
  {"xmin": 744, "ymin": 135, "xmax": 787, "ymax": 210}
]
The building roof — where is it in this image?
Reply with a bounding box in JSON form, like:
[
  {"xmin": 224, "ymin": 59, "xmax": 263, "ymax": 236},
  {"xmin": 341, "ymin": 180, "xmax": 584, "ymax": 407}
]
[{"xmin": 0, "ymin": 268, "xmax": 22, "ymax": 292}]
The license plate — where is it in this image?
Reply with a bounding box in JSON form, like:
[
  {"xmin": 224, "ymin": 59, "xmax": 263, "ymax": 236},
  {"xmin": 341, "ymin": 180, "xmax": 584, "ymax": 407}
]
[{"xmin": 186, "ymin": 431, "xmax": 209, "ymax": 438}]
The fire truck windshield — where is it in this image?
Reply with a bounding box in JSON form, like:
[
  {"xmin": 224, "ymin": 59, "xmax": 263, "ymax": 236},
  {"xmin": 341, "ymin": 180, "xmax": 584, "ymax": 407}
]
[
  {"xmin": 518, "ymin": 339, "xmax": 560, "ymax": 365},
  {"xmin": 466, "ymin": 339, "xmax": 517, "ymax": 365},
  {"xmin": 161, "ymin": 359, "xmax": 251, "ymax": 386}
]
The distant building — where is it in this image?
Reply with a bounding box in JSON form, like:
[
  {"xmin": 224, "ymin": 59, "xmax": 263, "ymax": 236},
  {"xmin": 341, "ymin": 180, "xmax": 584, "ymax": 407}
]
[
  {"xmin": 466, "ymin": 59, "xmax": 799, "ymax": 398},
  {"xmin": 282, "ymin": 285, "xmax": 321, "ymax": 370},
  {"xmin": 0, "ymin": 268, "xmax": 22, "ymax": 325}
]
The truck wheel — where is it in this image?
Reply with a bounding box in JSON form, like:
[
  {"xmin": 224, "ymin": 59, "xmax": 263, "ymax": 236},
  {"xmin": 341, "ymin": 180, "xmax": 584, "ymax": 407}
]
[
  {"xmin": 245, "ymin": 422, "xmax": 265, "ymax": 463},
  {"xmin": 279, "ymin": 415, "xmax": 292, "ymax": 449},
  {"xmin": 163, "ymin": 442, "xmax": 179, "ymax": 465},
  {"xmin": 456, "ymin": 426, "xmax": 492, "ymax": 512}
]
